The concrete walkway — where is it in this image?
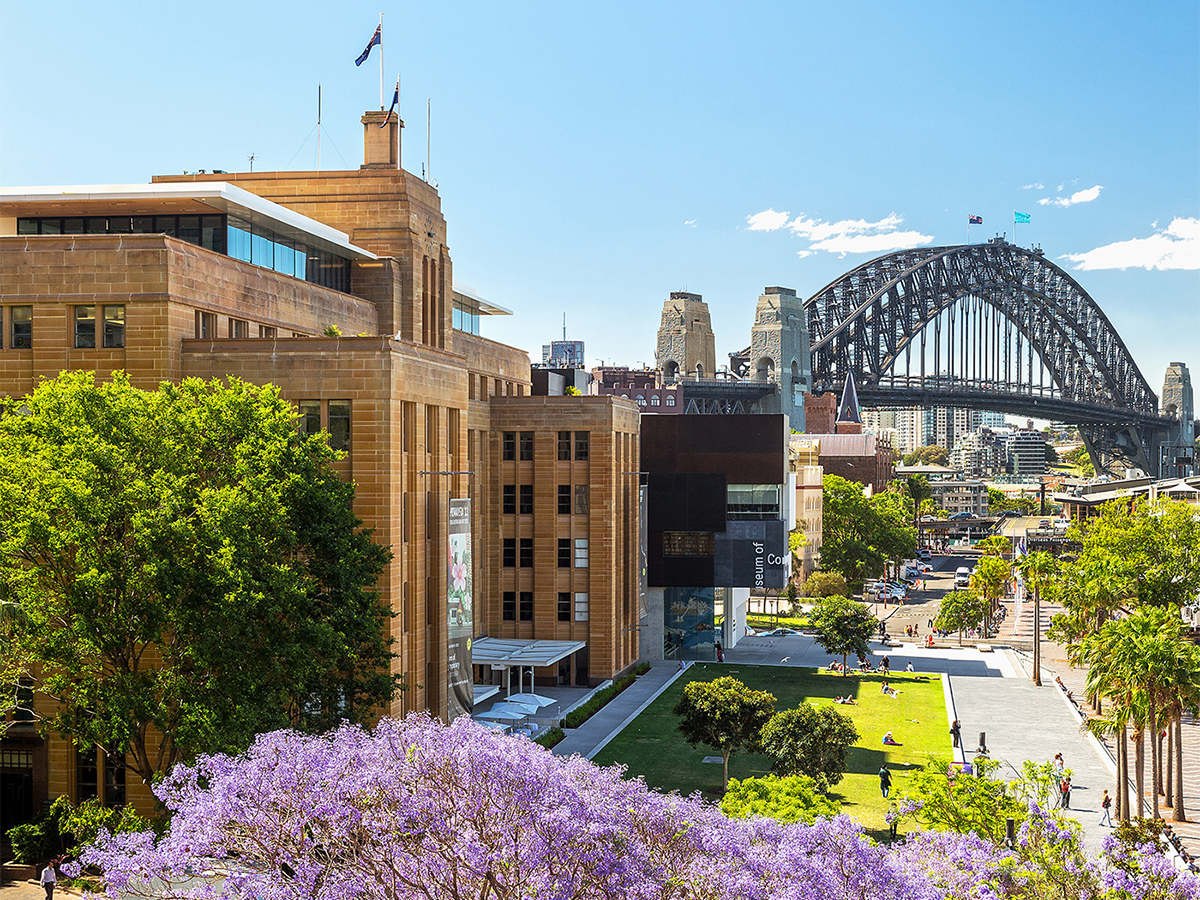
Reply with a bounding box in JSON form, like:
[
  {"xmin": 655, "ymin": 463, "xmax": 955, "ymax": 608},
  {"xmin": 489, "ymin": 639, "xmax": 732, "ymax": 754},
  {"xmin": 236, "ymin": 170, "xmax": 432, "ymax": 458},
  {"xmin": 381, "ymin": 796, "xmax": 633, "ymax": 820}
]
[{"xmin": 551, "ymin": 661, "xmax": 685, "ymax": 759}]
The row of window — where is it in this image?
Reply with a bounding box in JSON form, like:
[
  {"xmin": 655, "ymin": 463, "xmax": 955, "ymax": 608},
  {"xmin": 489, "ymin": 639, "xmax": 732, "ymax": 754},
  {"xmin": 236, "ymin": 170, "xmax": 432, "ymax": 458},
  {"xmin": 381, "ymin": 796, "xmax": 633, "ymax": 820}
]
[
  {"xmin": 194, "ymin": 311, "xmax": 281, "ymax": 340},
  {"xmin": 619, "ymin": 392, "xmax": 677, "ymax": 407},
  {"xmin": 502, "ymin": 484, "xmax": 589, "ymax": 515},
  {"xmin": 501, "ymin": 430, "xmax": 591, "ymax": 461},
  {"xmin": 0, "ymin": 306, "xmax": 32, "ymax": 349},
  {"xmin": 298, "ymin": 399, "xmax": 352, "ymax": 451},
  {"xmin": 503, "ymin": 590, "xmax": 589, "ymax": 622},
  {"xmin": 502, "ymin": 537, "xmax": 589, "ymax": 568},
  {"xmin": 17, "ymin": 215, "xmax": 353, "ymax": 294}
]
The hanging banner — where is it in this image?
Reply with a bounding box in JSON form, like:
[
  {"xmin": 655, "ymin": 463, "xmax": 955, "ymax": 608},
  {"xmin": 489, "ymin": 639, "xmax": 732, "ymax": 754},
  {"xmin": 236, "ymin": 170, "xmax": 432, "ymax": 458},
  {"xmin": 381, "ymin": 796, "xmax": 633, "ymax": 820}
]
[{"xmin": 447, "ymin": 498, "xmax": 474, "ymax": 720}]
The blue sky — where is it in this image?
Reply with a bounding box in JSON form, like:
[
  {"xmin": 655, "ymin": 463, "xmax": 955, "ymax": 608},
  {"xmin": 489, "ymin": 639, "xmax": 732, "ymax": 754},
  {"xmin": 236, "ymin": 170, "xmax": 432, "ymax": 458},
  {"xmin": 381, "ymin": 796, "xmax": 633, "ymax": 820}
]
[{"xmin": 2, "ymin": 1, "xmax": 1196, "ymax": 392}]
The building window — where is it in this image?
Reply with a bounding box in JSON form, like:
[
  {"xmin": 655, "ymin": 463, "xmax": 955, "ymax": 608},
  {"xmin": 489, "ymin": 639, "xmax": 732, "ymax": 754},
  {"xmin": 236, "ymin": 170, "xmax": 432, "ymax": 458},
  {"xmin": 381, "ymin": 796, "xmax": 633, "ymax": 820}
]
[
  {"xmin": 74, "ymin": 306, "xmax": 96, "ymax": 348},
  {"xmin": 502, "ymin": 591, "xmax": 516, "ymax": 621},
  {"xmin": 14, "ymin": 679, "xmax": 33, "ymax": 721},
  {"xmin": 519, "ymin": 431, "xmax": 534, "ymax": 461},
  {"xmin": 727, "ymin": 484, "xmax": 781, "ymax": 520},
  {"xmin": 502, "ymin": 431, "xmax": 516, "ymax": 461},
  {"xmin": 519, "ymin": 538, "xmax": 533, "ymax": 568},
  {"xmin": 328, "ymin": 400, "xmax": 351, "ymax": 451},
  {"xmin": 666, "ymin": 394, "xmax": 676, "ymax": 407},
  {"xmin": 259, "ymin": 324, "xmax": 277, "ymax": 338},
  {"xmin": 558, "ymin": 592, "xmax": 571, "ymax": 622},
  {"xmin": 663, "ymin": 531, "xmax": 716, "ymax": 556},
  {"xmin": 574, "ymin": 538, "xmax": 589, "ymax": 568},
  {"xmin": 519, "ymin": 484, "xmax": 534, "ymax": 515},
  {"xmin": 558, "ymin": 484, "xmax": 571, "ymax": 515},
  {"xmin": 503, "ymin": 538, "xmax": 516, "ymax": 568},
  {"xmin": 650, "ymin": 395, "xmax": 661, "ymax": 406},
  {"xmin": 76, "ymin": 746, "xmax": 98, "ymax": 803},
  {"xmin": 519, "ymin": 591, "xmax": 533, "ymax": 622},
  {"xmin": 104, "ymin": 746, "xmax": 126, "ymax": 807},
  {"xmin": 298, "ymin": 401, "xmax": 321, "ymax": 436},
  {"xmin": 11, "ymin": 306, "xmax": 32, "ymax": 349},
  {"xmin": 502, "ymin": 484, "xmax": 516, "ymax": 515},
  {"xmin": 574, "ymin": 485, "xmax": 589, "ymax": 516},
  {"xmin": 102, "ymin": 305, "xmax": 125, "ymax": 348},
  {"xmin": 635, "ymin": 394, "xmax": 646, "ymax": 406},
  {"xmin": 558, "ymin": 538, "xmax": 570, "ymax": 568},
  {"xmin": 575, "ymin": 431, "xmax": 589, "ymax": 461},
  {"xmin": 574, "ymin": 592, "xmax": 589, "ymax": 622},
  {"xmin": 229, "ymin": 317, "xmax": 249, "ymax": 339},
  {"xmin": 195, "ymin": 311, "xmax": 215, "ymax": 338},
  {"xmin": 557, "ymin": 431, "xmax": 571, "ymax": 460}
]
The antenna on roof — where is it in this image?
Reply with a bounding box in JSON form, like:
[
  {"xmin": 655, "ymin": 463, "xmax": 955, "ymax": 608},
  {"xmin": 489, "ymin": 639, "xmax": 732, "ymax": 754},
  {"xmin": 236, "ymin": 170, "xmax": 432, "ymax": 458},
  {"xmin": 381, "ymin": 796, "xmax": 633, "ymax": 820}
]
[
  {"xmin": 563, "ymin": 312, "xmax": 566, "ymax": 341},
  {"xmin": 247, "ymin": 153, "xmax": 256, "ymax": 172}
]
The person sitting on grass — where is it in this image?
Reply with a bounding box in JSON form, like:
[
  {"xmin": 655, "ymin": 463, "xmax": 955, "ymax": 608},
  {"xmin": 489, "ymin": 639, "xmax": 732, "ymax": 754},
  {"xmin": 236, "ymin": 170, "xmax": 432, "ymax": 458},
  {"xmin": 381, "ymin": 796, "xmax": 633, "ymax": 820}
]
[
  {"xmin": 834, "ymin": 695, "xmax": 857, "ymax": 705},
  {"xmin": 882, "ymin": 730, "xmax": 902, "ymax": 745},
  {"xmin": 828, "ymin": 660, "xmax": 843, "ymax": 673},
  {"xmin": 905, "ymin": 662, "xmax": 914, "ymax": 672},
  {"xmin": 881, "ymin": 681, "xmax": 900, "ymax": 697}
]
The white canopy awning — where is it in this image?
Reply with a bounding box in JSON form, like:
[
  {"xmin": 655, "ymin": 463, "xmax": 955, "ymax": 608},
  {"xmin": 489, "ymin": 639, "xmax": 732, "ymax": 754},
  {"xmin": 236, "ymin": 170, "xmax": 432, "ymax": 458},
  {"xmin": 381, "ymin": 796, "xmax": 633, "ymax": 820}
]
[{"xmin": 472, "ymin": 638, "xmax": 586, "ymax": 669}]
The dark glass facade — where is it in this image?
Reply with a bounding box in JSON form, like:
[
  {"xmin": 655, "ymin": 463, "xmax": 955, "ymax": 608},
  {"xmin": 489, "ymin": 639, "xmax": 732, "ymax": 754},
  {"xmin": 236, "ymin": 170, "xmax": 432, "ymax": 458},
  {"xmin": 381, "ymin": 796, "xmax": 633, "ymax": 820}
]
[{"xmin": 17, "ymin": 215, "xmax": 352, "ymax": 293}]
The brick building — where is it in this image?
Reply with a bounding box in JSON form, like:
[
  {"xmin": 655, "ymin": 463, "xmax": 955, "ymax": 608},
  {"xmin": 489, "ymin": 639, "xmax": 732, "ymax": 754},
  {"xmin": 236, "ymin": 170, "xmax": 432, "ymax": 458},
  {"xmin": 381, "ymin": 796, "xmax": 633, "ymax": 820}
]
[{"xmin": 0, "ymin": 110, "xmax": 640, "ymax": 822}]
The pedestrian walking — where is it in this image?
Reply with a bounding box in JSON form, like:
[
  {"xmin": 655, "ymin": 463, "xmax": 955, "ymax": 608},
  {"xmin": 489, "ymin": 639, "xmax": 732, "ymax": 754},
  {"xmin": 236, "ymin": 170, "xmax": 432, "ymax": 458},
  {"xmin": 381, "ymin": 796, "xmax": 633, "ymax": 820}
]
[
  {"xmin": 1059, "ymin": 775, "xmax": 1071, "ymax": 809},
  {"xmin": 715, "ymin": 641, "xmax": 724, "ymax": 663},
  {"xmin": 1053, "ymin": 752, "xmax": 1064, "ymax": 773},
  {"xmin": 879, "ymin": 763, "xmax": 892, "ymax": 798},
  {"xmin": 950, "ymin": 719, "xmax": 961, "ymax": 748},
  {"xmin": 881, "ymin": 655, "xmax": 890, "ymax": 674},
  {"xmin": 40, "ymin": 860, "xmax": 57, "ymax": 899},
  {"xmin": 1099, "ymin": 790, "xmax": 1113, "ymax": 826}
]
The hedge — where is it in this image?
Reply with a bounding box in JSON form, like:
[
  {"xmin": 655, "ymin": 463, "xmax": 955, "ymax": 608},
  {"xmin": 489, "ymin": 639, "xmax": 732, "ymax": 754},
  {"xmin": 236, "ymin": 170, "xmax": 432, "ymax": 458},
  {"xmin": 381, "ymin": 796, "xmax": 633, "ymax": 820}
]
[{"xmin": 562, "ymin": 662, "xmax": 651, "ymax": 729}]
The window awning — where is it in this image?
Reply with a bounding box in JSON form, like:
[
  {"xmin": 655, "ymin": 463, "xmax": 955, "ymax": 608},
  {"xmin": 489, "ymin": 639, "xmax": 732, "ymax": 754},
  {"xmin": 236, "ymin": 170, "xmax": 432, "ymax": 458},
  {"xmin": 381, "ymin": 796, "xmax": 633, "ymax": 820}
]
[{"xmin": 471, "ymin": 638, "xmax": 586, "ymax": 669}]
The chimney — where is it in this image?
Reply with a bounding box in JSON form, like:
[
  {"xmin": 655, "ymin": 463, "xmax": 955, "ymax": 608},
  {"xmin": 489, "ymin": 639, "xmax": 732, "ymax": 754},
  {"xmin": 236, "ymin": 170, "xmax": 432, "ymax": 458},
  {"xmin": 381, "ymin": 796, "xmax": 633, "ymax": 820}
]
[{"xmin": 361, "ymin": 110, "xmax": 402, "ymax": 169}]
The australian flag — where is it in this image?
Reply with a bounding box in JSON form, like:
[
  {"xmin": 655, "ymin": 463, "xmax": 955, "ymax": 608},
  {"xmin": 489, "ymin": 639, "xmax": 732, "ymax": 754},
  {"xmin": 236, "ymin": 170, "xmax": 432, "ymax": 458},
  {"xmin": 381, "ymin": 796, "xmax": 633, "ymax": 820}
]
[
  {"xmin": 355, "ymin": 25, "xmax": 381, "ymax": 66},
  {"xmin": 380, "ymin": 84, "xmax": 399, "ymax": 127},
  {"xmin": 969, "ymin": 214, "xmax": 983, "ymax": 224}
]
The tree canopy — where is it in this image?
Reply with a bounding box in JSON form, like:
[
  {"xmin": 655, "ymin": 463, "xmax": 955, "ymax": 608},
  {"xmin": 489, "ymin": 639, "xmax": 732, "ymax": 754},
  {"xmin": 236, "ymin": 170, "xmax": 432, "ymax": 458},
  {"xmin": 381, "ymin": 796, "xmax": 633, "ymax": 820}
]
[
  {"xmin": 0, "ymin": 371, "xmax": 396, "ymax": 785},
  {"xmin": 820, "ymin": 475, "xmax": 916, "ymax": 584},
  {"xmin": 760, "ymin": 704, "xmax": 859, "ymax": 790},
  {"xmin": 902, "ymin": 445, "xmax": 950, "ymax": 467},
  {"xmin": 934, "ymin": 590, "xmax": 988, "ymax": 645},
  {"xmin": 673, "ymin": 677, "xmax": 776, "ymax": 791},
  {"xmin": 810, "ymin": 595, "xmax": 877, "ymax": 673}
]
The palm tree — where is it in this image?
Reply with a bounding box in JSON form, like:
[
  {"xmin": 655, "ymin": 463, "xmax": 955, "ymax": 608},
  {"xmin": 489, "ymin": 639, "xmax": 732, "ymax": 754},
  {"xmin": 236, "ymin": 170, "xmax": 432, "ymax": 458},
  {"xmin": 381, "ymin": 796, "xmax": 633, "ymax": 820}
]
[
  {"xmin": 1016, "ymin": 551, "xmax": 1057, "ymax": 687},
  {"xmin": 970, "ymin": 555, "xmax": 1010, "ymax": 638}
]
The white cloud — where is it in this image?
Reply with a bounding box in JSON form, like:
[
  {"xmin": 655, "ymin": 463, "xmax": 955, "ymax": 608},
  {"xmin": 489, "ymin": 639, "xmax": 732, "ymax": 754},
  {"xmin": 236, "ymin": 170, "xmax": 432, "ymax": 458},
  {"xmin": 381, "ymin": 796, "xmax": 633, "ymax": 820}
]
[
  {"xmin": 796, "ymin": 250, "xmax": 814, "ymax": 259},
  {"xmin": 683, "ymin": 219, "xmax": 697, "ymax": 228},
  {"xmin": 809, "ymin": 230, "xmax": 935, "ymax": 256},
  {"xmin": 1061, "ymin": 218, "xmax": 1200, "ymax": 271},
  {"xmin": 1038, "ymin": 185, "xmax": 1103, "ymax": 208},
  {"xmin": 746, "ymin": 208, "xmax": 790, "ymax": 231},
  {"xmin": 786, "ymin": 212, "xmax": 904, "ymax": 241},
  {"xmin": 1022, "ymin": 183, "xmax": 1045, "ymax": 190}
]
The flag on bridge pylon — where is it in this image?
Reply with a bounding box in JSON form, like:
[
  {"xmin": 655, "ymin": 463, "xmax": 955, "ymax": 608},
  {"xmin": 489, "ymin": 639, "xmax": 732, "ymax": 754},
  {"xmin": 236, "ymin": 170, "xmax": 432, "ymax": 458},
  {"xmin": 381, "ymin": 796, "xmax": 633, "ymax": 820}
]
[{"xmin": 1015, "ymin": 211, "xmax": 1031, "ymax": 224}]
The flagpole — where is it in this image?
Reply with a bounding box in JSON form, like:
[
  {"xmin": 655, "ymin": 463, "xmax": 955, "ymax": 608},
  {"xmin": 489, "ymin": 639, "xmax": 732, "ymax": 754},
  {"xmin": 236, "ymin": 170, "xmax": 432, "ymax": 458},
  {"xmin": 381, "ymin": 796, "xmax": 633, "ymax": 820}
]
[
  {"xmin": 378, "ymin": 13, "xmax": 384, "ymax": 109},
  {"xmin": 317, "ymin": 84, "xmax": 321, "ymax": 172}
]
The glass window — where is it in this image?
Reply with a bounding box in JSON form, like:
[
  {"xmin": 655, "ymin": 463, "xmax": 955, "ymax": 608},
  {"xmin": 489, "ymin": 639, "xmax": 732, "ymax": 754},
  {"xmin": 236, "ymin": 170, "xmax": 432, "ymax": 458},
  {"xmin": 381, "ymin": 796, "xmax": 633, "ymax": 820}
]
[
  {"xmin": 229, "ymin": 318, "xmax": 249, "ymax": 339},
  {"xmin": 195, "ymin": 311, "xmax": 216, "ymax": 339},
  {"xmin": 227, "ymin": 218, "xmax": 251, "ymax": 260},
  {"xmin": 154, "ymin": 216, "xmax": 178, "ymax": 237},
  {"xmin": 328, "ymin": 401, "xmax": 351, "ymax": 451},
  {"xmin": 17, "ymin": 218, "xmax": 38, "ymax": 235},
  {"xmin": 519, "ymin": 538, "xmax": 533, "ymax": 568},
  {"xmin": 574, "ymin": 538, "xmax": 589, "ymax": 568},
  {"xmin": 178, "ymin": 216, "xmax": 201, "ymax": 246},
  {"xmin": 574, "ymin": 592, "xmax": 589, "ymax": 622},
  {"xmin": 74, "ymin": 306, "xmax": 96, "ymax": 348},
  {"xmin": 132, "ymin": 216, "xmax": 155, "ymax": 233},
  {"xmin": 727, "ymin": 484, "xmax": 781, "ymax": 520},
  {"xmin": 298, "ymin": 401, "xmax": 321, "ymax": 436},
  {"xmin": 650, "ymin": 395, "xmax": 661, "ymax": 406},
  {"xmin": 502, "ymin": 591, "xmax": 516, "ymax": 621},
  {"xmin": 635, "ymin": 395, "xmax": 646, "ymax": 406},
  {"xmin": 15, "ymin": 679, "xmax": 33, "ymax": 721},
  {"xmin": 519, "ymin": 484, "xmax": 533, "ymax": 515},
  {"xmin": 575, "ymin": 432, "xmax": 589, "ymax": 461},
  {"xmin": 40, "ymin": 218, "xmax": 62, "ymax": 235},
  {"xmin": 502, "ymin": 538, "xmax": 516, "ymax": 568},
  {"xmin": 201, "ymin": 216, "xmax": 225, "ymax": 253},
  {"xmin": 259, "ymin": 325, "xmax": 277, "ymax": 338},
  {"xmin": 558, "ymin": 431, "xmax": 571, "ymax": 460},
  {"xmin": 102, "ymin": 305, "xmax": 125, "ymax": 348},
  {"xmin": 11, "ymin": 306, "xmax": 32, "ymax": 349},
  {"xmin": 103, "ymin": 746, "xmax": 126, "ymax": 807},
  {"xmin": 558, "ymin": 484, "xmax": 571, "ymax": 515},
  {"xmin": 558, "ymin": 592, "xmax": 571, "ymax": 622},
  {"xmin": 502, "ymin": 484, "xmax": 516, "ymax": 515},
  {"xmin": 76, "ymin": 746, "xmax": 98, "ymax": 802},
  {"xmin": 574, "ymin": 485, "xmax": 589, "ymax": 516},
  {"xmin": 558, "ymin": 538, "xmax": 570, "ymax": 568},
  {"xmin": 502, "ymin": 431, "xmax": 516, "ymax": 461},
  {"xmin": 519, "ymin": 591, "xmax": 533, "ymax": 622},
  {"xmin": 519, "ymin": 431, "xmax": 534, "ymax": 461},
  {"xmin": 108, "ymin": 216, "xmax": 132, "ymax": 234},
  {"xmin": 63, "ymin": 217, "xmax": 85, "ymax": 234},
  {"xmin": 85, "ymin": 217, "xmax": 107, "ymax": 234},
  {"xmin": 274, "ymin": 237, "xmax": 295, "ymax": 277},
  {"xmin": 251, "ymin": 228, "xmax": 273, "ymax": 268},
  {"xmin": 663, "ymin": 532, "xmax": 716, "ymax": 556},
  {"xmin": 666, "ymin": 394, "xmax": 676, "ymax": 407}
]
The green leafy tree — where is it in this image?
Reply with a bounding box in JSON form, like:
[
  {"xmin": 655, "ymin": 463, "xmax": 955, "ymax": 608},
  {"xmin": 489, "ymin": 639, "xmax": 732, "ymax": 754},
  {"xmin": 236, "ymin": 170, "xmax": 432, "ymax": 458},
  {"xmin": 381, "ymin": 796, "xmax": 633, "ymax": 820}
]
[
  {"xmin": 673, "ymin": 677, "xmax": 776, "ymax": 791},
  {"xmin": 902, "ymin": 756, "xmax": 1029, "ymax": 843},
  {"xmin": 0, "ymin": 371, "xmax": 397, "ymax": 787},
  {"xmin": 969, "ymin": 555, "xmax": 1010, "ymax": 637},
  {"xmin": 760, "ymin": 704, "xmax": 859, "ymax": 790},
  {"xmin": 810, "ymin": 595, "xmax": 877, "ymax": 674},
  {"xmin": 820, "ymin": 475, "xmax": 915, "ymax": 586},
  {"xmin": 720, "ymin": 774, "xmax": 839, "ymax": 824},
  {"xmin": 934, "ymin": 590, "xmax": 988, "ymax": 645},
  {"xmin": 1015, "ymin": 550, "xmax": 1057, "ymax": 685},
  {"xmin": 975, "ymin": 535, "xmax": 1011, "ymax": 558},
  {"xmin": 799, "ymin": 571, "xmax": 848, "ymax": 598},
  {"xmin": 902, "ymin": 445, "xmax": 950, "ymax": 467}
]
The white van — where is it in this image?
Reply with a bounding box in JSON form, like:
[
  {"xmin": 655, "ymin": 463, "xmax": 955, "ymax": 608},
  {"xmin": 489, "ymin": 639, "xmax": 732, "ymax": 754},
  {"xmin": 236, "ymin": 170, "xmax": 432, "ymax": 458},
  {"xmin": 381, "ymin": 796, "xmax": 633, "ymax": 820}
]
[{"xmin": 954, "ymin": 566, "xmax": 971, "ymax": 588}]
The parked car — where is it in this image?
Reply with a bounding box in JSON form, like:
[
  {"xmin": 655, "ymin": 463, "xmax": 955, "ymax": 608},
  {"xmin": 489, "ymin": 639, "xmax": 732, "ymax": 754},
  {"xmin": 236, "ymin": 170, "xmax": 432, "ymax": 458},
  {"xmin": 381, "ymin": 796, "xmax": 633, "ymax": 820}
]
[
  {"xmin": 998, "ymin": 509, "xmax": 1022, "ymax": 519},
  {"xmin": 761, "ymin": 627, "xmax": 800, "ymax": 637},
  {"xmin": 917, "ymin": 548, "xmax": 932, "ymax": 560},
  {"xmin": 948, "ymin": 511, "xmax": 973, "ymax": 520},
  {"xmin": 954, "ymin": 566, "xmax": 972, "ymax": 588}
]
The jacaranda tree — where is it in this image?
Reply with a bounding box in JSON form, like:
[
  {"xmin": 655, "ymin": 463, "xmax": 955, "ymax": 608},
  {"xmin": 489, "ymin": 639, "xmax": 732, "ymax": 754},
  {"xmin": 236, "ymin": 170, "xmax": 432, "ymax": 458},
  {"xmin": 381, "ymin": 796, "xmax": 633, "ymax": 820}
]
[{"xmin": 74, "ymin": 715, "xmax": 1200, "ymax": 900}]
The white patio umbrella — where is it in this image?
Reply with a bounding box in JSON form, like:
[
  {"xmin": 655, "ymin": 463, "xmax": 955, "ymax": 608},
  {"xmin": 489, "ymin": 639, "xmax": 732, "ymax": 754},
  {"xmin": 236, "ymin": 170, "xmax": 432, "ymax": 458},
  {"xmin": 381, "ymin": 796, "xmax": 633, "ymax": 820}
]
[
  {"xmin": 475, "ymin": 701, "xmax": 537, "ymax": 720},
  {"xmin": 506, "ymin": 692, "xmax": 557, "ymax": 708}
]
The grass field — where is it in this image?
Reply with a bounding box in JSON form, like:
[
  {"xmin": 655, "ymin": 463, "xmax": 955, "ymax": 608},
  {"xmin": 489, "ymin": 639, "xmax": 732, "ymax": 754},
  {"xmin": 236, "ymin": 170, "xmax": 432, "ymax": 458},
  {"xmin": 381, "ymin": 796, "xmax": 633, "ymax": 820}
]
[
  {"xmin": 590, "ymin": 663, "xmax": 950, "ymax": 838},
  {"xmin": 746, "ymin": 613, "xmax": 810, "ymax": 630}
]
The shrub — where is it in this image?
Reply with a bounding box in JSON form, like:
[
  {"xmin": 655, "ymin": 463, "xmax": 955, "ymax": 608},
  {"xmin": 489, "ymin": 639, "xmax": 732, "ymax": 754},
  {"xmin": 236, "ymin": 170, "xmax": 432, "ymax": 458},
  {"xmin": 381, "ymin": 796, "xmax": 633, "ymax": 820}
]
[
  {"xmin": 563, "ymin": 672, "xmax": 639, "ymax": 729},
  {"xmin": 800, "ymin": 572, "xmax": 849, "ymax": 598},
  {"xmin": 5, "ymin": 796, "xmax": 152, "ymax": 864},
  {"xmin": 533, "ymin": 727, "xmax": 565, "ymax": 749},
  {"xmin": 720, "ymin": 774, "xmax": 839, "ymax": 824}
]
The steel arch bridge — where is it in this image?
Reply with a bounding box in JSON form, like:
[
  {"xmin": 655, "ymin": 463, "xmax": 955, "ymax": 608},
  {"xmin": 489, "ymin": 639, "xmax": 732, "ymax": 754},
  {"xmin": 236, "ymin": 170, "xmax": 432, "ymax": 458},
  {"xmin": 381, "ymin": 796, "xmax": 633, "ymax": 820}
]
[{"xmin": 804, "ymin": 239, "xmax": 1175, "ymax": 475}]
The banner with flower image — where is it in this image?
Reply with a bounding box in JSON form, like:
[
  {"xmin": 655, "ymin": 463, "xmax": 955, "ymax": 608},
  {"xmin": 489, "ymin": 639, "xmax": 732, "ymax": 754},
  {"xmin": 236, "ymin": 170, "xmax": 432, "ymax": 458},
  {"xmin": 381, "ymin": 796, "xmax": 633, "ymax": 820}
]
[{"xmin": 447, "ymin": 498, "xmax": 474, "ymax": 720}]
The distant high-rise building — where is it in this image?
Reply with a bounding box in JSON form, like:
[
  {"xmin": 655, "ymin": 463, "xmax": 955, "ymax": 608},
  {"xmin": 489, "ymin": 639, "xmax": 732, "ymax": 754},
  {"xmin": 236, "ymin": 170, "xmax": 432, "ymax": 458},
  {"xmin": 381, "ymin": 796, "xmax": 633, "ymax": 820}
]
[
  {"xmin": 1006, "ymin": 430, "xmax": 1048, "ymax": 477},
  {"xmin": 922, "ymin": 407, "xmax": 980, "ymax": 449},
  {"xmin": 542, "ymin": 339, "xmax": 585, "ymax": 368}
]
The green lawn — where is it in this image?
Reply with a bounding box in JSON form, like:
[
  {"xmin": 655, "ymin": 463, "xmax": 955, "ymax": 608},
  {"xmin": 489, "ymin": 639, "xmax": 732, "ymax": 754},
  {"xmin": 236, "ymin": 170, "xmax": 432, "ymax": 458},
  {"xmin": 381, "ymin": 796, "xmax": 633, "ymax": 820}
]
[
  {"xmin": 591, "ymin": 663, "xmax": 950, "ymax": 838},
  {"xmin": 746, "ymin": 613, "xmax": 810, "ymax": 630}
]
